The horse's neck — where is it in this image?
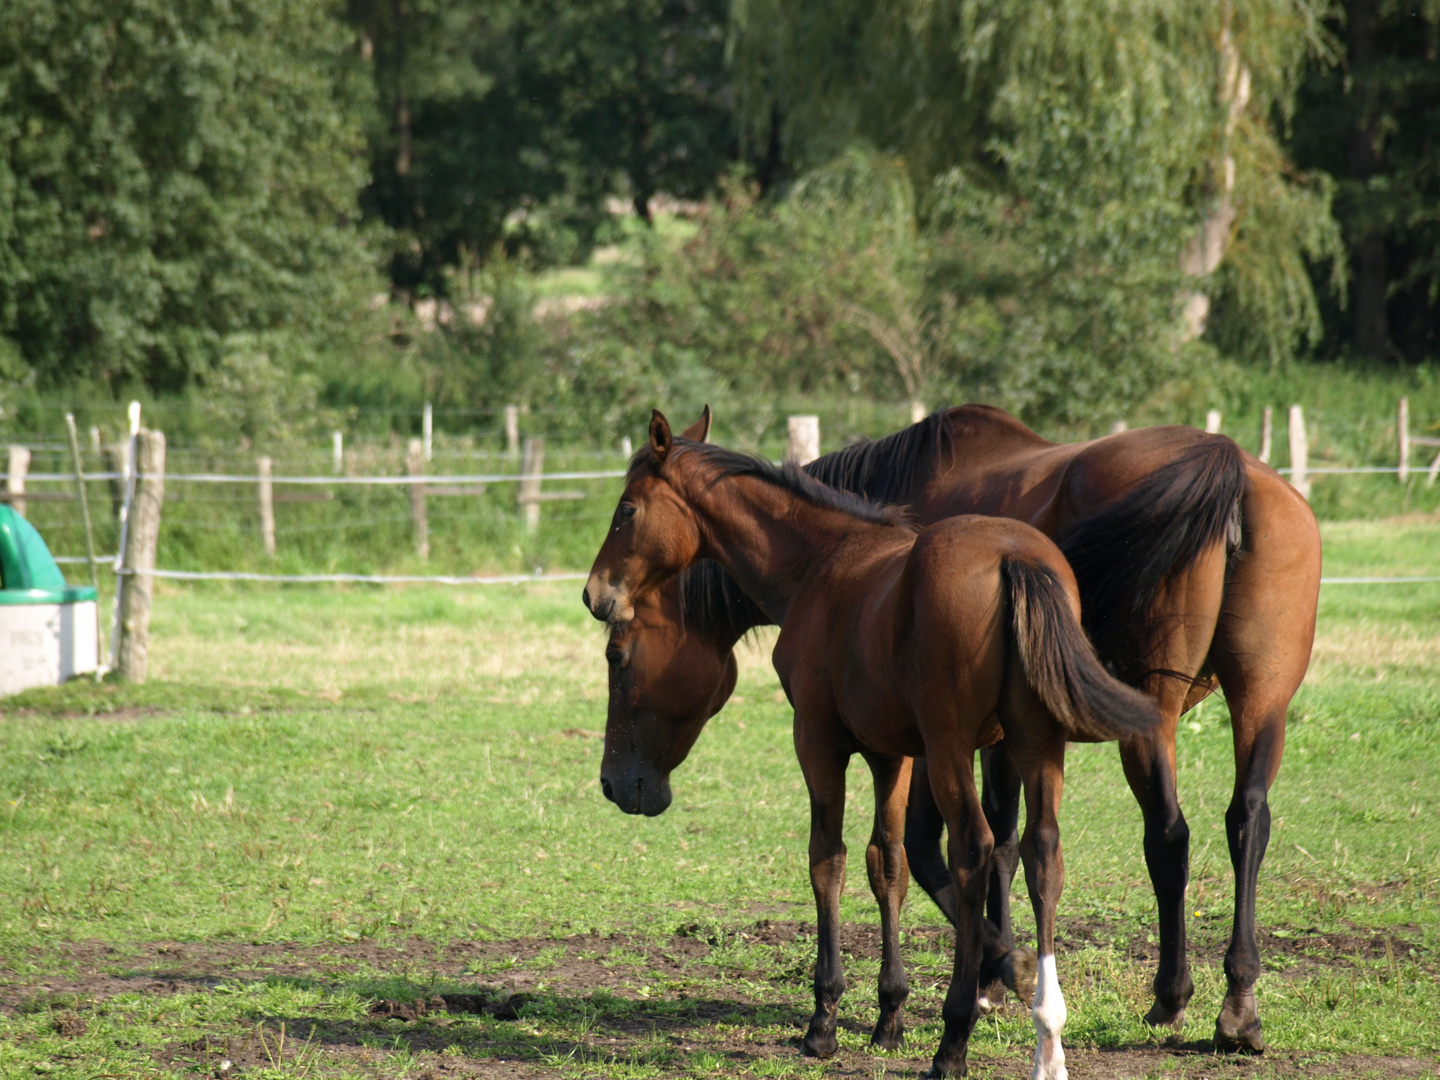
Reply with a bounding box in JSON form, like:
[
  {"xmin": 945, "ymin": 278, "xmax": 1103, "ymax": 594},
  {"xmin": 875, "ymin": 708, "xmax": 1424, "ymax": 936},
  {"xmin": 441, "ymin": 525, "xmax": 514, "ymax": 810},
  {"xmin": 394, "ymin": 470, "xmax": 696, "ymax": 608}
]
[{"xmin": 687, "ymin": 474, "xmax": 859, "ymax": 624}]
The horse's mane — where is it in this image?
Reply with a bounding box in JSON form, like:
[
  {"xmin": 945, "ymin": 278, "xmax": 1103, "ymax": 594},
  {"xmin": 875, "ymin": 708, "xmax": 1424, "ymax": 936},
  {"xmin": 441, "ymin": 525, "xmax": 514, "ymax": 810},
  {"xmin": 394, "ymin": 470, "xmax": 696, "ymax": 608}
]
[{"xmin": 669, "ymin": 412, "xmax": 953, "ymax": 642}]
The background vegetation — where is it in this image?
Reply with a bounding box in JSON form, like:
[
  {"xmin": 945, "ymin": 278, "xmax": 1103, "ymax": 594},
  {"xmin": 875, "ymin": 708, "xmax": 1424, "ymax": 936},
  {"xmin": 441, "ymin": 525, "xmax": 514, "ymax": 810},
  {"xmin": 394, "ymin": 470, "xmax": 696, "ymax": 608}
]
[{"xmin": 2, "ymin": 0, "xmax": 1438, "ymax": 461}]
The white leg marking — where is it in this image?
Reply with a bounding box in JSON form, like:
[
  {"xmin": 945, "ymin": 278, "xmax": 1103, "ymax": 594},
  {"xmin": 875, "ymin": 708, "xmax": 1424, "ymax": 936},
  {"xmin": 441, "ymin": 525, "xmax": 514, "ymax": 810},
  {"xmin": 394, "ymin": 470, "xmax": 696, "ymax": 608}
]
[{"xmin": 1030, "ymin": 953, "xmax": 1067, "ymax": 1080}]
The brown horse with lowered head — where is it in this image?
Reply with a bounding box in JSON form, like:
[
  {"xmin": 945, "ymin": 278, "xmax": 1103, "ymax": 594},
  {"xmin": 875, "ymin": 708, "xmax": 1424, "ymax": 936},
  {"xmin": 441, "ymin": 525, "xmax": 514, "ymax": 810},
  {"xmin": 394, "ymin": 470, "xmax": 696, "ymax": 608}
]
[
  {"xmin": 585, "ymin": 411, "xmax": 1165, "ymax": 1079},
  {"xmin": 598, "ymin": 403, "xmax": 1320, "ymax": 1054}
]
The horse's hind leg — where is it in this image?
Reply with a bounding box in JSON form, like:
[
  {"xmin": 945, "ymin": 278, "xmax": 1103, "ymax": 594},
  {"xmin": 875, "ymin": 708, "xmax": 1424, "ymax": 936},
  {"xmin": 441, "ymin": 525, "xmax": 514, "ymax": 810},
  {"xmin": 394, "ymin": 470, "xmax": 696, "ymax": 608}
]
[
  {"xmin": 923, "ymin": 744, "xmax": 993, "ymax": 1079},
  {"xmin": 905, "ymin": 757, "xmax": 960, "ymax": 925},
  {"xmin": 1006, "ymin": 687, "xmax": 1070, "ymax": 1080},
  {"xmin": 980, "ymin": 745, "xmax": 1037, "ymax": 1010},
  {"xmin": 1208, "ymin": 480, "xmax": 1319, "ymax": 1053},
  {"xmin": 863, "ymin": 752, "xmax": 913, "ymax": 1049}
]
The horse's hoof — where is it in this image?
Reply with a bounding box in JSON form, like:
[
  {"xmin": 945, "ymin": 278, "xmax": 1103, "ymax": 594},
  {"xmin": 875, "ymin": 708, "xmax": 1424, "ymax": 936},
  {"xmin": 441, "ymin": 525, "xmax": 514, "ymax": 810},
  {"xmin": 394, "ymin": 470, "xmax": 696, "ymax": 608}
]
[
  {"xmin": 1143, "ymin": 1000, "xmax": 1186, "ymax": 1030},
  {"xmin": 864, "ymin": 1013, "xmax": 898, "ymax": 1059},
  {"xmin": 977, "ymin": 978, "xmax": 1006, "ymax": 1015},
  {"xmin": 1214, "ymin": 1016, "xmax": 1264, "ymax": 1055},
  {"xmin": 1001, "ymin": 947, "xmax": 1038, "ymax": 1008},
  {"xmin": 924, "ymin": 1056, "xmax": 968, "ymax": 1078},
  {"xmin": 802, "ymin": 1029, "xmax": 839, "ymax": 1058}
]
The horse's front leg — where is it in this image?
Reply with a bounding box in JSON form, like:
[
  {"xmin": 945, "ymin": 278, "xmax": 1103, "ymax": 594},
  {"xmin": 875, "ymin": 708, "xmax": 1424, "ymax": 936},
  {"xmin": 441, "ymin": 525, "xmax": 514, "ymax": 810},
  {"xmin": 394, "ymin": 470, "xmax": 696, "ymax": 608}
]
[
  {"xmin": 862, "ymin": 752, "xmax": 912, "ymax": 1050},
  {"xmin": 796, "ymin": 723, "xmax": 852, "ymax": 1059}
]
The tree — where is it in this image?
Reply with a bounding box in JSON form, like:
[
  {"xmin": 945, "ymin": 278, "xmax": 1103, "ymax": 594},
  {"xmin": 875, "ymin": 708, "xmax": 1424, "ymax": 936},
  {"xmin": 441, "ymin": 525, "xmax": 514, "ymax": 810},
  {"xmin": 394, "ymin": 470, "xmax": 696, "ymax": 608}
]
[
  {"xmin": 1290, "ymin": 0, "xmax": 1440, "ymax": 362},
  {"xmin": 347, "ymin": 0, "xmax": 735, "ymax": 292},
  {"xmin": 731, "ymin": 0, "xmax": 1344, "ymax": 379},
  {"xmin": 0, "ymin": 0, "xmax": 375, "ymax": 394}
]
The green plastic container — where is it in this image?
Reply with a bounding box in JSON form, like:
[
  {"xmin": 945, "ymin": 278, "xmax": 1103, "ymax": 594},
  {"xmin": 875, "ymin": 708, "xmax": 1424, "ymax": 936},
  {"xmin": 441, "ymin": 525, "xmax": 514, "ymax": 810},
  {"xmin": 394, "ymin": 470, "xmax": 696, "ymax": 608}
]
[{"xmin": 0, "ymin": 505, "xmax": 97, "ymax": 604}]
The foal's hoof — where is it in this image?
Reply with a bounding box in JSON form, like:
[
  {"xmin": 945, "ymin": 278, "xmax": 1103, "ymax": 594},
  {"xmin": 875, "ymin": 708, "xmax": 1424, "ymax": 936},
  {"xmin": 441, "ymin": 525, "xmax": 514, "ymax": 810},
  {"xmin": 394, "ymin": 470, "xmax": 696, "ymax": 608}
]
[
  {"xmin": 1143, "ymin": 999, "xmax": 1186, "ymax": 1030},
  {"xmin": 869, "ymin": 1017, "xmax": 905, "ymax": 1051},
  {"xmin": 924, "ymin": 1054, "xmax": 968, "ymax": 1078},
  {"xmin": 1001, "ymin": 947, "xmax": 1038, "ymax": 1008},
  {"xmin": 802, "ymin": 1028, "xmax": 838, "ymax": 1059},
  {"xmin": 1214, "ymin": 1015, "xmax": 1264, "ymax": 1055}
]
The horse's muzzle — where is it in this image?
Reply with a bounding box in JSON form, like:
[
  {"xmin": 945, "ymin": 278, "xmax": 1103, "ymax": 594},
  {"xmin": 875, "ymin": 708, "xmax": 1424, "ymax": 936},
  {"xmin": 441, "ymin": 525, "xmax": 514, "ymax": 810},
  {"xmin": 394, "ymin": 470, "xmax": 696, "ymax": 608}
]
[{"xmin": 599, "ymin": 769, "xmax": 672, "ymax": 816}]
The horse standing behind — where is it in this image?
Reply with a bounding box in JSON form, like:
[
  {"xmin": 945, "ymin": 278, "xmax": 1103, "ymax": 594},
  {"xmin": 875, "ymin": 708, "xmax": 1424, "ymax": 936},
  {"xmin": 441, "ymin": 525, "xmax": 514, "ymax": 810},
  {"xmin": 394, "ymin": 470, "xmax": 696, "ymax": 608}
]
[
  {"xmin": 585, "ymin": 411, "xmax": 1166, "ymax": 1080},
  {"xmin": 596, "ymin": 403, "xmax": 1320, "ymax": 1052}
]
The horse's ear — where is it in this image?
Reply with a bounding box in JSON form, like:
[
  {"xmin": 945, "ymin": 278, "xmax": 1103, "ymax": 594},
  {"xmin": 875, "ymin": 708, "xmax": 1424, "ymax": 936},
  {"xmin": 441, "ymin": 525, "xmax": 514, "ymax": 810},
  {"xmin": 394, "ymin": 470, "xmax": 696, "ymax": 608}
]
[
  {"xmin": 680, "ymin": 404, "xmax": 712, "ymax": 443},
  {"xmin": 649, "ymin": 410, "xmax": 674, "ymax": 464}
]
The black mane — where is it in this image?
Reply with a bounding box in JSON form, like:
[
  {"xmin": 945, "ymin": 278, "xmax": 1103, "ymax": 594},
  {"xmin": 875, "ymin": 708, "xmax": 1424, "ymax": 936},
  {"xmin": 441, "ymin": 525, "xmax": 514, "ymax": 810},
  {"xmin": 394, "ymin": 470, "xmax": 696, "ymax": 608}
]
[{"xmin": 672, "ymin": 411, "xmax": 953, "ymax": 643}]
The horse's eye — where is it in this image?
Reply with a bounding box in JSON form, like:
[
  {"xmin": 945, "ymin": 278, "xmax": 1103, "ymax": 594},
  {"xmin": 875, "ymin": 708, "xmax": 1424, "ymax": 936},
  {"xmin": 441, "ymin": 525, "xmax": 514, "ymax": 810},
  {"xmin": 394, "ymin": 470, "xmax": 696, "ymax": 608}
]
[{"xmin": 618, "ymin": 503, "xmax": 637, "ymax": 523}]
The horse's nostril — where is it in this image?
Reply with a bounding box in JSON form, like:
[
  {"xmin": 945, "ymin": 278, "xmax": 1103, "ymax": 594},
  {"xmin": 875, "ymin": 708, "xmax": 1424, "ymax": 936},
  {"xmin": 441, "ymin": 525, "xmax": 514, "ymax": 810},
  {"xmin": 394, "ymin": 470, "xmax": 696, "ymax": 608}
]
[
  {"xmin": 600, "ymin": 777, "xmax": 615, "ymax": 802},
  {"xmin": 582, "ymin": 587, "xmax": 592, "ymax": 611}
]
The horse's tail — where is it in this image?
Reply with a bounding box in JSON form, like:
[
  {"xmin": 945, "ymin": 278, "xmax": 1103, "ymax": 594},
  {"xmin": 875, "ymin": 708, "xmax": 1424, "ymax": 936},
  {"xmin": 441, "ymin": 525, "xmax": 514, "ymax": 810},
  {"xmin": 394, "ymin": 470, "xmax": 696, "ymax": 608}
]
[
  {"xmin": 1003, "ymin": 558, "xmax": 1163, "ymax": 742},
  {"xmin": 1055, "ymin": 435, "xmax": 1245, "ymax": 683}
]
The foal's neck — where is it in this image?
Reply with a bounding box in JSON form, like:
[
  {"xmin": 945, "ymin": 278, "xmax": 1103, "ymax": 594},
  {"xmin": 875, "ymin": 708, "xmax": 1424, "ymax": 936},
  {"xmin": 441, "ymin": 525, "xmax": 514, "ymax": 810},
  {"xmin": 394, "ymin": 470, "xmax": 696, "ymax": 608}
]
[{"xmin": 684, "ymin": 471, "xmax": 889, "ymax": 623}]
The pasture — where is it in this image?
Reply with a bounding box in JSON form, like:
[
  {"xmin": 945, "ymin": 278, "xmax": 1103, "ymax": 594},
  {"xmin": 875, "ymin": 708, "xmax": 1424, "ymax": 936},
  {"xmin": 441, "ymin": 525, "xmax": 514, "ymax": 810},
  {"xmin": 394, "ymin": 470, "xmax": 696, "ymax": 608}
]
[{"xmin": 0, "ymin": 519, "xmax": 1437, "ymax": 1079}]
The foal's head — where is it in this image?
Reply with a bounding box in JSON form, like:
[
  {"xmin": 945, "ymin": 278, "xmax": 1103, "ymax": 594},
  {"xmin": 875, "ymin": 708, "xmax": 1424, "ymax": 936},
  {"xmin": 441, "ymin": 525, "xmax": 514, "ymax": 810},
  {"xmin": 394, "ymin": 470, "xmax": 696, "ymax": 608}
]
[{"xmin": 583, "ymin": 409, "xmax": 702, "ymax": 625}]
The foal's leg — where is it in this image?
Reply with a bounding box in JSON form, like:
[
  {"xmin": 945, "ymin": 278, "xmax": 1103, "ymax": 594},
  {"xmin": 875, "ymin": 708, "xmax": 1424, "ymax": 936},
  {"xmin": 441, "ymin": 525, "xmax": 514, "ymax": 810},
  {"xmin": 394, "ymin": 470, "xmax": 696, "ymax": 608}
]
[
  {"xmin": 904, "ymin": 757, "xmax": 961, "ymax": 925},
  {"xmin": 980, "ymin": 745, "xmax": 1037, "ymax": 1010},
  {"xmin": 796, "ymin": 730, "xmax": 852, "ymax": 1058},
  {"xmin": 863, "ymin": 752, "xmax": 913, "ymax": 1050},
  {"xmin": 924, "ymin": 747, "xmax": 993, "ymax": 1079},
  {"xmin": 1010, "ymin": 719, "xmax": 1069, "ymax": 1080}
]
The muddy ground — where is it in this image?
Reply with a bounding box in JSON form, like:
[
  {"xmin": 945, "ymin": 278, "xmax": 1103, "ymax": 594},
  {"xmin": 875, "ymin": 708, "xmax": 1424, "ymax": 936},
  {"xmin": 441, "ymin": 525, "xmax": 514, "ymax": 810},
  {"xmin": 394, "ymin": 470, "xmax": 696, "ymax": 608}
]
[{"xmin": 1, "ymin": 920, "xmax": 1434, "ymax": 1079}]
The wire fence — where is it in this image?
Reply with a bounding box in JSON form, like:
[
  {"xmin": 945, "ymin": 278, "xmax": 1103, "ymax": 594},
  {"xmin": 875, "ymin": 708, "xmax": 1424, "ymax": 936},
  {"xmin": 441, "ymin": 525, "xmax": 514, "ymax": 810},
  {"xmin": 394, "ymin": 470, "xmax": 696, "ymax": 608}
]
[{"xmin": 6, "ymin": 406, "xmax": 1440, "ymax": 591}]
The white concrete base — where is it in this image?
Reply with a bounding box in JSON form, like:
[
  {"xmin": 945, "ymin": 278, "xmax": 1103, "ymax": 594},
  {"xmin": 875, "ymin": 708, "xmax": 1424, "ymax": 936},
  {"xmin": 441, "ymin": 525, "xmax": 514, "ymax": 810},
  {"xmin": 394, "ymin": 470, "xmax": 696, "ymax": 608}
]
[{"xmin": 0, "ymin": 601, "xmax": 99, "ymax": 696}]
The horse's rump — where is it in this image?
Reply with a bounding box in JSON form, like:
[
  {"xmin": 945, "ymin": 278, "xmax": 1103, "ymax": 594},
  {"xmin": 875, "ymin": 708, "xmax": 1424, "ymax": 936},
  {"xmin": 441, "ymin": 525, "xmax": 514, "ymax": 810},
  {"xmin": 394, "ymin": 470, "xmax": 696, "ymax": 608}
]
[{"xmin": 1055, "ymin": 436, "xmax": 1245, "ymax": 684}]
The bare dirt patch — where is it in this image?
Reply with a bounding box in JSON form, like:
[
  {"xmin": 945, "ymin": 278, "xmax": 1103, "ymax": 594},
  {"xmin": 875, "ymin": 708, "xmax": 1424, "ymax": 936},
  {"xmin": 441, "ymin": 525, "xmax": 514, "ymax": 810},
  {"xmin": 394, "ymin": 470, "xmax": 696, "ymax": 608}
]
[{"xmin": 5, "ymin": 928, "xmax": 1436, "ymax": 1078}]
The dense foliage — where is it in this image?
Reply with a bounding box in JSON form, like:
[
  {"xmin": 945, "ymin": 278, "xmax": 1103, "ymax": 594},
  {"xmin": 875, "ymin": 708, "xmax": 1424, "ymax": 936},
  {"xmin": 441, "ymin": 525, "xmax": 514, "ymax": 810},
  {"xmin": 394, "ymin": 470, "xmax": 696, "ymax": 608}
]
[
  {"xmin": 0, "ymin": 0, "xmax": 1436, "ymax": 447},
  {"xmin": 0, "ymin": 0, "xmax": 374, "ymax": 396}
]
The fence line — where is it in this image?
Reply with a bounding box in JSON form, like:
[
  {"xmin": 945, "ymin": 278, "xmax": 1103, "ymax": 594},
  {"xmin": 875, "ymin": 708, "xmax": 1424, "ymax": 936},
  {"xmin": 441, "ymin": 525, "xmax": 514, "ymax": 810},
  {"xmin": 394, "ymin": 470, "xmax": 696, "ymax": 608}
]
[
  {"xmin": 93, "ymin": 565, "xmax": 1440, "ymax": 587},
  {"xmin": 117, "ymin": 567, "xmax": 588, "ymax": 586},
  {"xmin": 22, "ymin": 469, "xmax": 628, "ymax": 485}
]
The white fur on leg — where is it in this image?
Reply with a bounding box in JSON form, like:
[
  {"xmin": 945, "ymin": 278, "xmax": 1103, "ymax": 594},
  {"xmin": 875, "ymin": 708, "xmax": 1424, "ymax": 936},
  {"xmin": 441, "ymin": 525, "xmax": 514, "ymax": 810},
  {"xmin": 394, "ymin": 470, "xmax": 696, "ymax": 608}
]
[{"xmin": 1030, "ymin": 953, "xmax": 1068, "ymax": 1080}]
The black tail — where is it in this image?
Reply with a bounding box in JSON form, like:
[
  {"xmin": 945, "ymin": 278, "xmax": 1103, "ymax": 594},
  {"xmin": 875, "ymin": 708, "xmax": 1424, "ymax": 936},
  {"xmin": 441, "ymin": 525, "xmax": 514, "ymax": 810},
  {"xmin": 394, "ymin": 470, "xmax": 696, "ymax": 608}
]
[
  {"xmin": 1003, "ymin": 559, "xmax": 1163, "ymax": 742},
  {"xmin": 1056, "ymin": 436, "xmax": 1245, "ymax": 684}
]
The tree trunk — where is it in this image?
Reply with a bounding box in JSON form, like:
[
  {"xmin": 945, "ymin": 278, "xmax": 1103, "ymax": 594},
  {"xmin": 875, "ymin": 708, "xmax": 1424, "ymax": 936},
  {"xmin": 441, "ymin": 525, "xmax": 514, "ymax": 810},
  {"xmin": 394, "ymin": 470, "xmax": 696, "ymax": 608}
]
[{"xmin": 1179, "ymin": 7, "xmax": 1249, "ymax": 342}]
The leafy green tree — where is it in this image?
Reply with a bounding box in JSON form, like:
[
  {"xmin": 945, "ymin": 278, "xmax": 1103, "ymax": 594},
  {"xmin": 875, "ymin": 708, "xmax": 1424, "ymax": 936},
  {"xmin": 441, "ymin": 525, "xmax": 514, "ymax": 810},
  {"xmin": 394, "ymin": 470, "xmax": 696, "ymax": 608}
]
[
  {"xmin": 732, "ymin": 0, "xmax": 1344, "ymax": 381},
  {"xmin": 1291, "ymin": 0, "xmax": 1440, "ymax": 362},
  {"xmin": 347, "ymin": 0, "xmax": 734, "ymax": 291},
  {"xmin": 0, "ymin": 0, "xmax": 376, "ymax": 394}
]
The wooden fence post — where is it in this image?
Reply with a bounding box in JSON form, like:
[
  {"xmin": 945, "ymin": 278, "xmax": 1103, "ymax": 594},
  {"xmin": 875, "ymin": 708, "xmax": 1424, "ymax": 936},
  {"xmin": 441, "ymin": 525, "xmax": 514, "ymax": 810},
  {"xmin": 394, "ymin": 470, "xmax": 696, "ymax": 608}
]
[
  {"xmin": 407, "ymin": 438, "xmax": 429, "ymax": 559},
  {"xmin": 1205, "ymin": 409, "xmax": 1222, "ymax": 434},
  {"xmin": 505, "ymin": 404, "xmax": 520, "ymax": 457},
  {"xmin": 5, "ymin": 445, "xmax": 30, "ymax": 517},
  {"xmin": 1398, "ymin": 397, "xmax": 1409, "ymax": 483},
  {"xmin": 423, "ymin": 402, "xmax": 434, "ymax": 462},
  {"xmin": 1259, "ymin": 406, "xmax": 1273, "ymax": 464},
  {"xmin": 621, "ymin": 436, "xmax": 633, "ymax": 458},
  {"xmin": 786, "ymin": 415, "xmax": 820, "ymax": 466},
  {"xmin": 332, "ymin": 431, "xmax": 344, "ymax": 474},
  {"xmin": 257, "ymin": 456, "xmax": 275, "ymax": 557},
  {"xmin": 1288, "ymin": 405, "xmax": 1309, "ymax": 500},
  {"xmin": 115, "ymin": 429, "xmax": 165, "ymax": 683},
  {"xmin": 519, "ymin": 437, "xmax": 544, "ymax": 533},
  {"xmin": 909, "ymin": 401, "xmax": 927, "ymax": 425},
  {"xmin": 1109, "ymin": 420, "xmax": 1128, "ymax": 435}
]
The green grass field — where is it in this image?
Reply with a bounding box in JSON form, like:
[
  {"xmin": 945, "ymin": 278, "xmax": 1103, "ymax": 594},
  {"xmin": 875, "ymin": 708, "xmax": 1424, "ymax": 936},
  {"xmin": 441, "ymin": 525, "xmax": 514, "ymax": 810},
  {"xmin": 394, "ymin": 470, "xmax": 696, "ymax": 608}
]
[{"xmin": 0, "ymin": 520, "xmax": 1437, "ymax": 1078}]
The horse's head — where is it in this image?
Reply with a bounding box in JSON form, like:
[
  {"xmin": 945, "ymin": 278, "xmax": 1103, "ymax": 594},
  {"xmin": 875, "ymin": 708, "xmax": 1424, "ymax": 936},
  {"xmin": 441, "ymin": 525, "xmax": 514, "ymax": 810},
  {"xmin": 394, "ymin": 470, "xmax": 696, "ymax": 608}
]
[
  {"xmin": 583, "ymin": 408, "xmax": 705, "ymax": 625},
  {"xmin": 599, "ymin": 584, "xmax": 738, "ymax": 816}
]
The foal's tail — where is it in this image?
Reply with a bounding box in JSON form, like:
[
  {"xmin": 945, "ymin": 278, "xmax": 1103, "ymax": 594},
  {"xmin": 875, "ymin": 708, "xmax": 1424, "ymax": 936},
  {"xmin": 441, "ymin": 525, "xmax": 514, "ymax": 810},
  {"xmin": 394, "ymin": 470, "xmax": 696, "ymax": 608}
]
[{"xmin": 1003, "ymin": 558, "xmax": 1163, "ymax": 742}]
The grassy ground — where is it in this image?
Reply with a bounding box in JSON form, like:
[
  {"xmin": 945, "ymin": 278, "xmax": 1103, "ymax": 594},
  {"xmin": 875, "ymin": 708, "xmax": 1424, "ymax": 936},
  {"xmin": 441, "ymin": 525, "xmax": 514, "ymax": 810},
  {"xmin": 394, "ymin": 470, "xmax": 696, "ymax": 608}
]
[{"xmin": 0, "ymin": 520, "xmax": 1436, "ymax": 1078}]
